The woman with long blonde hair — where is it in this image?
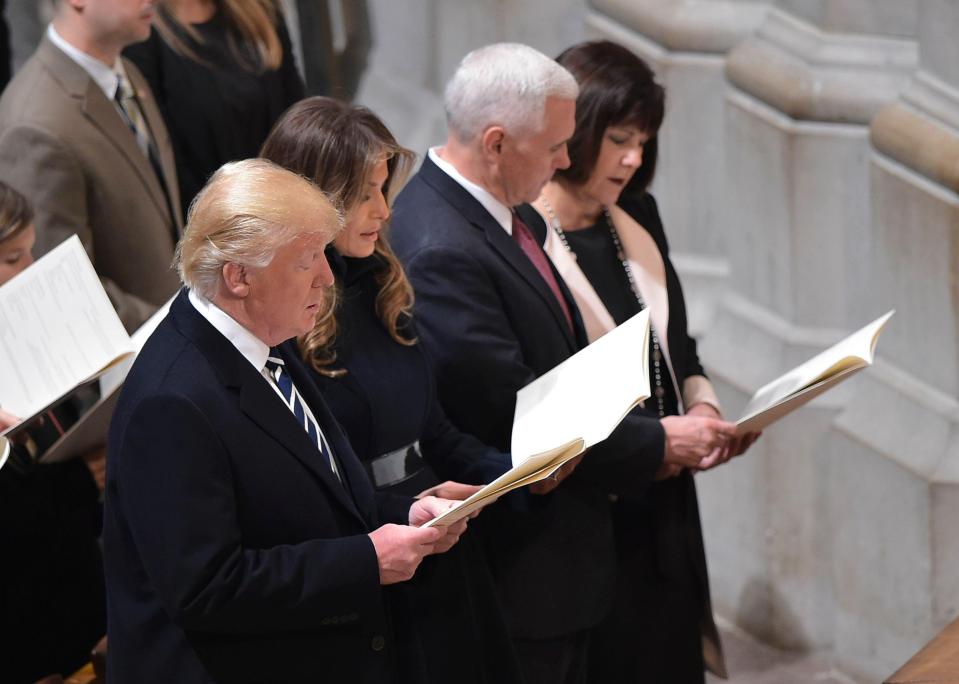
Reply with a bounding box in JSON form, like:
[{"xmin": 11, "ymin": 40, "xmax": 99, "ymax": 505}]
[
  {"xmin": 261, "ymin": 96, "xmax": 523, "ymax": 684},
  {"xmin": 125, "ymin": 0, "xmax": 304, "ymax": 210}
]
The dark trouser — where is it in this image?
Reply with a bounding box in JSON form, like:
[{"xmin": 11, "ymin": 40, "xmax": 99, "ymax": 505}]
[
  {"xmin": 587, "ymin": 495, "xmax": 706, "ymax": 684},
  {"xmin": 513, "ymin": 629, "xmax": 591, "ymax": 684}
]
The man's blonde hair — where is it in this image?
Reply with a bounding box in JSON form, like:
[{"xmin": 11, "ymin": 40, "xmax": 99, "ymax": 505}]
[{"xmin": 175, "ymin": 158, "xmax": 343, "ymax": 298}]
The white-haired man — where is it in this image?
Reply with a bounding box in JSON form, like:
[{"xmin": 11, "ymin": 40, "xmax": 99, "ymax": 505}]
[
  {"xmin": 104, "ymin": 159, "xmax": 467, "ymax": 684},
  {"xmin": 390, "ymin": 43, "xmax": 699, "ymax": 683}
]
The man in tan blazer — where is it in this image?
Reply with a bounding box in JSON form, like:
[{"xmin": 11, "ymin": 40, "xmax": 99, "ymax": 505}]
[{"xmin": 0, "ymin": 0, "xmax": 181, "ymax": 331}]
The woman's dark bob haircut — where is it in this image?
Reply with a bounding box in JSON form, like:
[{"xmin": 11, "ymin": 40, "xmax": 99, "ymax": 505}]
[{"xmin": 554, "ymin": 40, "xmax": 665, "ymax": 196}]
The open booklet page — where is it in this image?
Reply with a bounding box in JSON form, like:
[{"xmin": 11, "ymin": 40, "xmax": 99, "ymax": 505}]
[
  {"xmin": 511, "ymin": 308, "xmax": 651, "ymax": 463},
  {"xmin": 424, "ymin": 309, "xmax": 651, "ymax": 528},
  {"xmin": 737, "ymin": 310, "xmax": 894, "ymax": 433},
  {"xmin": 0, "ymin": 236, "xmax": 133, "ymax": 435},
  {"xmin": 41, "ymin": 295, "xmax": 176, "ymax": 463}
]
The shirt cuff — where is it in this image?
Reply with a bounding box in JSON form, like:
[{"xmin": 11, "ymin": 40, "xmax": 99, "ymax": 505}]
[{"xmin": 683, "ymin": 375, "xmax": 723, "ymax": 415}]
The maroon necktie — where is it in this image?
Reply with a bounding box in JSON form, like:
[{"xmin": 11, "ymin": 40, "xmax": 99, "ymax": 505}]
[{"xmin": 511, "ymin": 212, "xmax": 573, "ymax": 332}]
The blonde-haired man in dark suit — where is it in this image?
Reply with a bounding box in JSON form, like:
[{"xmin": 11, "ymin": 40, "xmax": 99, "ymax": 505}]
[{"xmin": 0, "ymin": 0, "xmax": 181, "ymax": 331}]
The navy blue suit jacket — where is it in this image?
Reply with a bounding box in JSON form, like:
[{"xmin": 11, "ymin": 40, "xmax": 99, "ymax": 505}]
[
  {"xmin": 389, "ymin": 155, "xmax": 666, "ymax": 640},
  {"xmin": 103, "ymin": 290, "xmax": 410, "ymax": 684}
]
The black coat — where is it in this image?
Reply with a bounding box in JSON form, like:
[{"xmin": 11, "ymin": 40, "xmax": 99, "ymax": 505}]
[
  {"xmin": 0, "ymin": 458, "xmax": 104, "ymax": 683},
  {"xmin": 302, "ymin": 250, "xmax": 521, "ymax": 684},
  {"xmin": 389, "ymin": 154, "xmax": 666, "ymax": 640},
  {"xmin": 124, "ymin": 14, "xmax": 304, "ymax": 212},
  {"xmin": 103, "ymin": 289, "xmax": 411, "ymax": 684},
  {"xmin": 521, "ymin": 193, "xmax": 723, "ymax": 682}
]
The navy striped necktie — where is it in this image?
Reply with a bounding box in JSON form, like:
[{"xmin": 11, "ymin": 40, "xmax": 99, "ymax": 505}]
[{"xmin": 264, "ymin": 349, "xmax": 339, "ymax": 480}]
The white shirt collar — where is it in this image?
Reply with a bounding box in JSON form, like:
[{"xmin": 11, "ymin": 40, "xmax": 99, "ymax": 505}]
[
  {"xmin": 428, "ymin": 147, "xmax": 513, "ymax": 235},
  {"xmin": 188, "ymin": 289, "xmax": 271, "ymax": 373},
  {"xmin": 47, "ymin": 24, "xmax": 122, "ymax": 101}
]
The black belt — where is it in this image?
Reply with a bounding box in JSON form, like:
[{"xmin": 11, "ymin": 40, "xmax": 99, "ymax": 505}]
[{"xmin": 364, "ymin": 440, "xmax": 426, "ymax": 489}]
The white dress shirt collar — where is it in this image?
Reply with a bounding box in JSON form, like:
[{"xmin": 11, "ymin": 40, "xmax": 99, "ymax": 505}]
[
  {"xmin": 47, "ymin": 24, "xmax": 122, "ymax": 101},
  {"xmin": 188, "ymin": 289, "xmax": 271, "ymax": 374},
  {"xmin": 428, "ymin": 147, "xmax": 513, "ymax": 235}
]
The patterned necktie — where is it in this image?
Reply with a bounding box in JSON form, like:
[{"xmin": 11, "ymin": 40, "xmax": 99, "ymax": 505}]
[
  {"xmin": 114, "ymin": 73, "xmax": 177, "ymax": 233},
  {"xmin": 264, "ymin": 349, "xmax": 340, "ymax": 481},
  {"xmin": 114, "ymin": 73, "xmax": 153, "ymax": 159},
  {"xmin": 511, "ymin": 212, "xmax": 574, "ymax": 332}
]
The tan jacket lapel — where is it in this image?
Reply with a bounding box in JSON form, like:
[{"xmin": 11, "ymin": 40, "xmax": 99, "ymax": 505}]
[
  {"xmin": 82, "ymin": 81, "xmax": 174, "ymax": 227},
  {"xmin": 35, "ymin": 37, "xmax": 175, "ymax": 229}
]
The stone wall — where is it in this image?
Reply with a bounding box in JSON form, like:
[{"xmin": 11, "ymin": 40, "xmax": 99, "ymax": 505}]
[
  {"xmin": 354, "ymin": 0, "xmax": 590, "ymax": 154},
  {"xmin": 585, "ymin": 1, "xmax": 959, "ymax": 681}
]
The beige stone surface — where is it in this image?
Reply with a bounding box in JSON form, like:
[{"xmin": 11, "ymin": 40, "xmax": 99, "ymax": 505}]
[{"xmin": 708, "ymin": 622, "xmax": 863, "ymax": 684}]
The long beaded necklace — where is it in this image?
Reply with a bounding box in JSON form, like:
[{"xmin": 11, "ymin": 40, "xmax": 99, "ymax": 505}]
[{"xmin": 539, "ymin": 196, "xmax": 667, "ymax": 417}]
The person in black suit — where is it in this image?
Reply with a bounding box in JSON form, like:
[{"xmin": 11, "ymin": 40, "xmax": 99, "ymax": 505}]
[
  {"xmin": 524, "ymin": 40, "xmax": 761, "ymax": 683},
  {"xmin": 103, "ymin": 158, "xmax": 469, "ymax": 684},
  {"xmin": 261, "ymin": 95, "xmax": 523, "ymax": 684},
  {"xmin": 389, "ymin": 42, "xmax": 738, "ymax": 684}
]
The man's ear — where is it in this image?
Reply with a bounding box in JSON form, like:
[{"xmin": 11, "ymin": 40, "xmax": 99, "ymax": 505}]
[
  {"xmin": 221, "ymin": 262, "xmax": 251, "ymax": 298},
  {"xmin": 481, "ymin": 126, "xmax": 506, "ymax": 160}
]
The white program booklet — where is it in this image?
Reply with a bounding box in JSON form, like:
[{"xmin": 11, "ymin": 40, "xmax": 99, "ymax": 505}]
[
  {"xmin": 737, "ymin": 310, "xmax": 894, "ymax": 433},
  {"xmin": 41, "ymin": 294, "xmax": 175, "ymax": 463},
  {"xmin": 0, "ymin": 236, "xmax": 133, "ymax": 434},
  {"xmin": 425, "ymin": 309, "xmax": 651, "ymax": 527},
  {"xmin": 510, "ymin": 307, "xmax": 651, "ymax": 464}
]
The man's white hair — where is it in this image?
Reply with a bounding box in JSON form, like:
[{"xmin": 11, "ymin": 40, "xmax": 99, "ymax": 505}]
[
  {"xmin": 175, "ymin": 159, "xmax": 343, "ymax": 299},
  {"xmin": 444, "ymin": 43, "xmax": 579, "ymax": 143}
]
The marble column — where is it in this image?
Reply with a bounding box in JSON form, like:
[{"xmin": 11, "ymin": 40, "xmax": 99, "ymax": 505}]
[
  {"xmin": 693, "ymin": 3, "xmax": 944, "ymax": 681},
  {"xmin": 585, "ymin": 0, "xmax": 770, "ymax": 271},
  {"xmin": 352, "ymin": 0, "xmax": 446, "ymax": 154},
  {"xmin": 355, "ymin": 0, "xmax": 590, "ymax": 156},
  {"xmin": 583, "ymin": 0, "xmax": 773, "ymax": 341},
  {"xmin": 830, "ymin": 0, "xmax": 959, "ymax": 679}
]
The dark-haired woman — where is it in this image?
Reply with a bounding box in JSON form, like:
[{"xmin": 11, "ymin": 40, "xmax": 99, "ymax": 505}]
[
  {"xmin": 125, "ymin": 0, "xmax": 304, "ymax": 211},
  {"xmin": 519, "ymin": 40, "xmax": 760, "ymax": 683},
  {"xmin": 261, "ymin": 96, "xmax": 522, "ymax": 684}
]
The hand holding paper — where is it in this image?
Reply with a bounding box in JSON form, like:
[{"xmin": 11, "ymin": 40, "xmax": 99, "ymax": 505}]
[
  {"xmin": 423, "ymin": 309, "xmax": 652, "ymax": 527},
  {"xmin": 368, "ymin": 523, "xmax": 443, "ymax": 585},
  {"xmin": 529, "ymin": 453, "xmax": 584, "ymax": 495},
  {"xmin": 661, "ymin": 414, "xmax": 738, "ymax": 469},
  {"xmin": 677, "ymin": 402, "xmax": 761, "ymax": 469},
  {"xmin": 409, "ymin": 497, "xmax": 469, "ymax": 554},
  {"xmin": 416, "ymin": 481, "xmax": 484, "ymax": 502}
]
